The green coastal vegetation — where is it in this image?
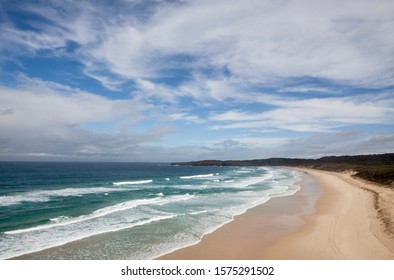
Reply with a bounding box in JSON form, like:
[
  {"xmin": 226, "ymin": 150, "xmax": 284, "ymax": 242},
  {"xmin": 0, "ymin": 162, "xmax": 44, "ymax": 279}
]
[{"xmin": 172, "ymin": 153, "xmax": 394, "ymax": 187}]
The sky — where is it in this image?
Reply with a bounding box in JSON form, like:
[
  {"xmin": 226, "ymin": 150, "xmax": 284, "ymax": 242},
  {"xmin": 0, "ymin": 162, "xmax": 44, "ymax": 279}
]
[{"xmin": 0, "ymin": 0, "xmax": 393, "ymax": 162}]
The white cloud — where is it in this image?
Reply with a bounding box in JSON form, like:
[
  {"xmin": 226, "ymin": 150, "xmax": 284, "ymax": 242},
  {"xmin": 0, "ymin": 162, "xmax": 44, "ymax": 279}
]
[
  {"xmin": 4, "ymin": 0, "xmax": 392, "ymax": 88},
  {"xmin": 136, "ymin": 0, "xmax": 394, "ymax": 86},
  {"xmin": 1, "ymin": 0, "xmax": 393, "ymax": 161},
  {"xmin": 82, "ymin": 69, "xmax": 125, "ymax": 91},
  {"xmin": 133, "ymin": 131, "xmax": 394, "ymax": 162},
  {"xmin": 209, "ymin": 93, "xmax": 394, "ymax": 132},
  {"xmin": 2, "ymin": 0, "xmax": 394, "ymax": 85},
  {"xmin": 0, "ymin": 77, "xmax": 145, "ymax": 127},
  {"xmin": 0, "ymin": 77, "xmax": 176, "ymax": 159},
  {"xmin": 169, "ymin": 113, "xmax": 203, "ymax": 124},
  {"xmin": 275, "ymin": 132, "xmax": 394, "ymax": 158},
  {"xmin": 278, "ymin": 86, "xmax": 341, "ymax": 94},
  {"xmin": 134, "ymin": 78, "xmax": 183, "ymax": 104}
]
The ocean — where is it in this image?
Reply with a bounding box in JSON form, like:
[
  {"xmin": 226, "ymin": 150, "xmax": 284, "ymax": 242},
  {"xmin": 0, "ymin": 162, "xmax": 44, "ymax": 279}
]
[{"xmin": 0, "ymin": 162, "xmax": 302, "ymax": 259}]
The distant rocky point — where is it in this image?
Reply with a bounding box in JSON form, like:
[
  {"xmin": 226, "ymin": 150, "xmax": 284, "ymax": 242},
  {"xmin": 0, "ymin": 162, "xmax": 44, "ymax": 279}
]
[{"xmin": 172, "ymin": 153, "xmax": 394, "ymax": 187}]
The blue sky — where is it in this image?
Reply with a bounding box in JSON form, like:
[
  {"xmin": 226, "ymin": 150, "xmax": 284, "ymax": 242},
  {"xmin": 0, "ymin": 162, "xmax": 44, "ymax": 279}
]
[{"xmin": 0, "ymin": 0, "xmax": 393, "ymax": 162}]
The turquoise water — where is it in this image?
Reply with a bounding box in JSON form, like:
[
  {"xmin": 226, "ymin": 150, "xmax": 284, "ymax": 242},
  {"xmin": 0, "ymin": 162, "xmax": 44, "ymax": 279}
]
[{"xmin": 0, "ymin": 162, "xmax": 302, "ymax": 259}]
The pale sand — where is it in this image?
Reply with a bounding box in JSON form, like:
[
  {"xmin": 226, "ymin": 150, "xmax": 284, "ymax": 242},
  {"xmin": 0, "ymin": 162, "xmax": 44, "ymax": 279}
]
[
  {"xmin": 159, "ymin": 168, "xmax": 394, "ymax": 260},
  {"xmin": 264, "ymin": 169, "xmax": 394, "ymax": 259}
]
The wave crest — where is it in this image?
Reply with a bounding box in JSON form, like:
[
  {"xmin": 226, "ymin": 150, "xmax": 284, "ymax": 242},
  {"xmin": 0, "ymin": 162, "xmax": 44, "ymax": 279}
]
[
  {"xmin": 5, "ymin": 194, "xmax": 194, "ymax": 235},
  {"xmin": 0, "ymin": 187, "xmax": 124, "ymax": 207},
  {"xmin": 180, "ymin": 174, "xmax": 214, "ymax": 179},
  {"xmin": 112, "ymin": 180, "xmax": 153, "ymax": 186}
]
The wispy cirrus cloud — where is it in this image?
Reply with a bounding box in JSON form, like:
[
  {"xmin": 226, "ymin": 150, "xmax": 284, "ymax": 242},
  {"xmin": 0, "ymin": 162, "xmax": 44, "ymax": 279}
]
[
  {"xmin": 0, "ymin": 0, "xmax": 393, "ymax": 161},
  {"xmin": 209, "ymin": 93, "xmax": 394, "ymax": 132},
  {"xmin": 114, "ymin": 0, "xmax": 394, "ymax": 86},
  {"xmin": 3, "ymin": 0, "xmax": 394, "ymax": 88}
]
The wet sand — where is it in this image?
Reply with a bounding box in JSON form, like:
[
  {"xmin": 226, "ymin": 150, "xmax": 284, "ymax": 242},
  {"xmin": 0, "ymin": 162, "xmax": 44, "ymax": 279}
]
[
  {"xmin": 159, "ymin": 168, "xmax": 394, "ymax": 259},
  {"xmin": 158, "ymin": 170, "xmax": 322, "ymax": 259}
]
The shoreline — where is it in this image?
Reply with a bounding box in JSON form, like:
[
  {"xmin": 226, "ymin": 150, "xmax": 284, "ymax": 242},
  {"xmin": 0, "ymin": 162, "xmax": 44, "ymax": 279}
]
[
  {"xmin": 158, "ymin": 169, "xmax": 323, "ymax": 259},
  {"xmin": 159, "ymin": 168, "xmax": 394, "ymax": 260}
]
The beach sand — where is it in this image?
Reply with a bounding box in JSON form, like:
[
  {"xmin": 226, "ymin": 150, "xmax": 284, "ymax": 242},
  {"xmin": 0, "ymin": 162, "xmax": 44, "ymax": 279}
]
[{"xmin": 159, "ymin": 168, "xmax": 394, "ymax": 260}]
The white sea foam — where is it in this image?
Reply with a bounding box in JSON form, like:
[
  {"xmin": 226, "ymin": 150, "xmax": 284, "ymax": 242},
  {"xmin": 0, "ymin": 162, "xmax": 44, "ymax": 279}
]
[
  {"xmin": 5, "ymin": 194, "xmax": 194, "ymax": 235},
  {"xmin": 180, "ymin": 174, "xmax": 214, "ymax": 179},
  {"xmin": 0, "ymin": 214, "xmax": 177, "ymax": 260},
  {"xmin": 0, "ymin": 187, "xmax": 124, "ymax": 207},
  {"xmin": 174, "ymin": 170, "xmax": 274, "ymax": 190},
  {"xmin": 112, "ymin": 180, "xmax": 153, "ymax": 186},
  {"xmin": 235, "ymin": 170, "xmax": 252, "ymax": 173},
  {"xmin": 0, "ymin": 166, "xmax": 304, "ymax": 260},
  {"xmin": 189, "ymin": 210, "xmax": 208, "ymax": 215},
  {"xmin": 220, "ymin": 174, "xmax": 272, "ymax": 189},
  {"xmin": 49, "ymin": 216, "xmax": 70, "ymax": 223}
]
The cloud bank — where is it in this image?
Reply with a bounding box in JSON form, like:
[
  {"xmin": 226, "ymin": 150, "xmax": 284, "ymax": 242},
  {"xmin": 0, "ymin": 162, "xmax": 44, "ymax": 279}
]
[{"xmin": 0, "ymin": 0, "xmax": 393, "ymax": 161}]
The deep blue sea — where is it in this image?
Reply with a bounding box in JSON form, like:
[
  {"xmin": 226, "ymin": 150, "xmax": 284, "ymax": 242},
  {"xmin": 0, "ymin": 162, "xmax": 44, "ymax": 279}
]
[{"xmin": 0, "ymin": 162, "xmax": 302, "ymax": 259}]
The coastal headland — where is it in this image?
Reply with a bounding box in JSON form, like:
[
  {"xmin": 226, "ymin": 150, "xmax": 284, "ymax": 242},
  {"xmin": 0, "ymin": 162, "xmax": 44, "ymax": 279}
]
[{"xmin": 160, "ymin": 153, "xmax": 394, "ymax": 259}]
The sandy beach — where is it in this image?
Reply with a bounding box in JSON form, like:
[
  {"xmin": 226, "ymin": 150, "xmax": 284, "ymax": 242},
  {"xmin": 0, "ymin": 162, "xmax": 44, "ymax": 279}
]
[{"xmin": 159, "ymin": 168, "xmax": 394, "ymax": 260}]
